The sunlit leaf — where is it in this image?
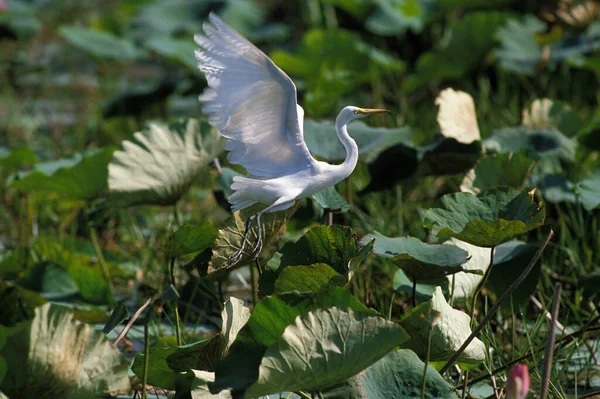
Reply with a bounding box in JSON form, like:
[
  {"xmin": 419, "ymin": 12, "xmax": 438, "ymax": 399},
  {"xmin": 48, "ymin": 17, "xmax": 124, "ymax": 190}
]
[
  {"xmin": 460, "ymin": 152, "xmax": 536, "ymax": 194},
  {"xmin": 443, "ymin": 238, "xmax": 491, "ymax": 301},
  {"xmin": 0, "ymin": 303, "xmax": 130, "ymax": 398},
  {"xmin": 435, "ymin": 88, "xmax": 480, "ymax": 144},
  {"xmin": 244, "ymin": 308, "xmax": 409, "ymax": 397},
  {"xmin": 329, "ymin": 349, "xmax": 457, "ymax": 398},
  {"xmin": 208, "ymin": 203, "xmax": 300, "ymax": 277},
  {"xmin": 304, "ymin": 119, "xmax": 414, "ymax": 164},
  {"xmin": 363, "ymin": 232, "xmax": 471, "ymax": 280},
  {"xmin": 163, "ymin": 223, "xmax": 218, "ymax": 259},
  {"xmin": 522, "ymin": 98, "xmax": 583, "ymax": 136},
  {"xmin": 9, "ymin": 148, "xmax": 115, "ymax": 200},
  {"xmin": 59, "ymin": 26, "xmax": 144, "ymax": 60},
  {"xmin": 423, "ymin": 187, "xmax": 545, "ymax": 247},
  {"xmin": 400, "ymin": 286, "xmax": 486, "ymax": 370},
  {"xmin": 108, "ymin": 119, "xmax": 223, "ymax": 207}
]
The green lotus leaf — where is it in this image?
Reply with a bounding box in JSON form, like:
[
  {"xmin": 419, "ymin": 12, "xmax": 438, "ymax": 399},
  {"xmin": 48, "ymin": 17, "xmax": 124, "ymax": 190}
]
[
  {"xmin": 163, "ymin": 223, "xmax": 218, "ymax": 259},
  {"xmin": 461, "ymin": 152, "xmax": 536, "ymax": 194},
  {"xmin": 9, "ymin": 148, "xmax": 115, "ymax": 200},
  {"xmin": 59, "ymin": 26, "xmax": 144, "ymax": 60},
  {"xmin": 328, "ymin": 349, "xmax": 458, "ymax": 398},
  {"xmin": 576, "ymin": 169, "xmax": 600, "ymax": 211},
  {"xmin": 108, "ymin": 119, "xmax": 223, "ymax": 207},
  {"xmin": 245, "ymin": 308, "xmax": 409, "ymax": 397},
  {"xmin": 400, "ymin": 286, "xmax": 485, "ymax": 370},
  {"xmin": 312, "ymin": 186, "xmax": 350, "ymax": 213},
  {"xmin": 423, "ymin": 187, "xmax": 545, "ymax": 247},
  {"xmin": 0, "ymin": 303, "xmax": 130, "ymax": 398},
  {"xmin": 273, "ymin": 263, "xmax": 345, "ymax": 295},
  {"xmin": 363, "ymin": 232, "xmax": 471, "ymax": 280}
]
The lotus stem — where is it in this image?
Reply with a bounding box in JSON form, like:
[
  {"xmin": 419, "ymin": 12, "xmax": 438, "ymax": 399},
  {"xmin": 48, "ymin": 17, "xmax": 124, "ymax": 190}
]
[
  {"xmin": 540, "ymin": 283, "xmax": 562, "ymax": 399},
  {"xmin": 141, "ymin": 309, "xmax": 152, "ymax": 399},
  {"xmin": 89, "ymin": 226, "xmax": 115, "ymax": 304},
  {"xmin": 469, "ymin": 246, "xmax": 495, "ymax": 325},
  {"xmin": 169, "ymin": 256, "xmax": 182, "ymax": 346}
]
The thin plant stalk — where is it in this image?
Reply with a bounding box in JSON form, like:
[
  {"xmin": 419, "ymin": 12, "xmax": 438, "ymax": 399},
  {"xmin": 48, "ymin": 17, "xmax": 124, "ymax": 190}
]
[
  {"xmin": 421, "ymin": 310, "xmax": 434, "ymax": 399},
  {"xmin": 89, "ymin": 226, "xmax": 115, "ymax": 303},
  {"xmin": 141, "ymin": 309, "xmax": 152, "ymax": 399},
  {"xmin": 388, "ymin": 292, "xmax": 396, "ymax": 320},
  {"xmin": 168, "ymin": 256, "xmax": 182, "ymax": 346},
  {"xmin": 439, "ymin": 229, "xmax": 554, "ymax": 375},
  {"xmin": 412, "ymin": 278, "xmax": 417, "ymax": 307},
  {"xmin": 251, "ymin": 258, "xmax": 260, "ymax": 306},
  {"xmin": 540, "ymin": 283, "xmax": 563, "ymax": 399},
  {"xmin": 113, "ymin": 297, "xmax": 153, "ymax": 347},
  {"xmin": 469, "ymin": 246, "xmax": 495, "ymax": 325}
]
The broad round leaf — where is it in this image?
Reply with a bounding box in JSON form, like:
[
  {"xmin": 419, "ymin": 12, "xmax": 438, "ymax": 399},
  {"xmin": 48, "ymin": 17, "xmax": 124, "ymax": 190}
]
[
  {"xmin": 109, "ymin": 119, "xmax": 223, "ymax": 207},
  {"xmin": 400, "ymin": 287, "xmax": 486, "ymax": 370},
  {"xmin": 312, "ymin": 186, "xmax": 350, "ymax": 213},
  {"xmin": 444, "ymin": 239, "xmax": 492, "ymax": 301},
  {"xmin": 460, "ymin": 152, "xmax": 536, "ymax": 194},
  {"xmin": 9, "ymin": 148, "xmax": 115, "ymax": 200},
  {"xmin": 163, "ymin": 223, "xmax": 218, "ymax": 259},
  {"xmin": 132, "ymin": 336, "xmax": 181, "ymax": 390},
  {"xmin": 273, "ymin": 263, "xmax": 345, "ymax": 295},
  {"xmin": 576, "ymin": 170, "xmax": 600, "ymax": 211},
  {"xmin": 278, "ymin": 225, "xmax": 360, "ymax": 276},
  {"xmin": 336, "ymin": 349, "xmax": 458, "ymax": 399},
  {"xmin": 145, "ymin": 36, "xmax": 198, "ymax": 70},
  {"xmin": 423, "ymin": 187, "xmax": 545, "ymax": 247},
  {"xmin": 245, "ymin": 308, "xmax": 409, "ymax": 397},
  {"xmin": 304, "ymin": 119, "xmax": 414, "ymax": 164},
  {"xmin": 522, "ymin": 98, "xmax": 583, "ymax": 136},
  {"xmin": 59, "ymin": 26, "xmax": 143, "ymax": 60},
  {"xmin": 363, "ymin": 232, "xmax": 471, "ymax": 280},
  {"xmin": 0, "ymin": 303, "xmax": 130, "ymax": 398}
]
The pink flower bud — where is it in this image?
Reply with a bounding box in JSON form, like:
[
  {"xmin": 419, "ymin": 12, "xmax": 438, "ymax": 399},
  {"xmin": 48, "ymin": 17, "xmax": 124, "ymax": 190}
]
[{"xmin": 506, "ymin": 364, "xmax": 530, "ymax": 399}]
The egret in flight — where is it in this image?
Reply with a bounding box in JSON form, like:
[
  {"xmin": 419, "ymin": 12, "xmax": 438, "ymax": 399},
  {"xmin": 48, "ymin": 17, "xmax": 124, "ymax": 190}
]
[{"xmin": 195, "ymin": 14, "xmax": 389, "ymax": 265}]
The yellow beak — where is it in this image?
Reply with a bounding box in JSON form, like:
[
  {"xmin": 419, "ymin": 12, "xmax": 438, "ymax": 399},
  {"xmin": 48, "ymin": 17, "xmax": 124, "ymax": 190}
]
[{"xmin": 358, "ymin": 108, "xmax": 390, "ymax": 115}]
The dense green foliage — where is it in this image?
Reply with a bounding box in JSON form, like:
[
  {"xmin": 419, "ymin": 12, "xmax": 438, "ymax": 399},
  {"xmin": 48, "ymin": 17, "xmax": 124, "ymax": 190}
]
[{"xmin": 1, "ymin": 1, "xmax": 599, "ymax": 398}]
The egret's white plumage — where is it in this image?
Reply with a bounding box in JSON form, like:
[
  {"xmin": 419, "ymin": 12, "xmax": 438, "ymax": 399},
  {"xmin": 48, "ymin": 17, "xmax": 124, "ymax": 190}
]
[{"xmin": 195, "ymin": 13, "xmax": 388, "ymax": 263}]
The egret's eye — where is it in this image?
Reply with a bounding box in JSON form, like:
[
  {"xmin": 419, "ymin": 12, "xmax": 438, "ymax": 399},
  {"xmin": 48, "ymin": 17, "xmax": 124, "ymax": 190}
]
[{"xmin": 353, "ymin": 110, "xmax": 359, "ymax": 115}]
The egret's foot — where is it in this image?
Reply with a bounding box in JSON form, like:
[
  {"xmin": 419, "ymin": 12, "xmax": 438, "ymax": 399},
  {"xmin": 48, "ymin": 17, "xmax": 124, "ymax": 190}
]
[
  {"xmin": 251, "ymin": 237, "xmax": 263, "ymax": 258},
  {"xmin": 228, "ymin": 247, "xmax": 245, "ymax": 266}
]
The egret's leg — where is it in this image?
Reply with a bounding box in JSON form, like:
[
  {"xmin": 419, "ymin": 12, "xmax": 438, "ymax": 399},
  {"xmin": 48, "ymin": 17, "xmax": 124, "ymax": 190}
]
[
  {"xmin": 228, "ymin": 214, "xmax": 256, "ymax": 265},
  {"xmin": 251, "ymin": 213, "xmax": 263, "ymax": 256}
]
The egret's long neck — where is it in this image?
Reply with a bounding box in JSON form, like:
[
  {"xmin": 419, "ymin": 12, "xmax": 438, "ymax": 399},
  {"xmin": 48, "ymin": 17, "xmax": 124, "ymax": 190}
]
[{"xmin": 333, "ymin": 117, "xmax": 359, "ymax": 179}]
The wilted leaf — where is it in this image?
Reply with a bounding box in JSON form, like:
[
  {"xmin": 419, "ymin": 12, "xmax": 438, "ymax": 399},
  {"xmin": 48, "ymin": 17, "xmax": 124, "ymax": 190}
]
[
  {"xmin": 59, "ymin": 26, "xmax": 144, "ymax": 60},
  {"xmin": 363, "ymin": 232, "xmax": 471, "ymax": 280},
  {"xmin": 393, "ymin": 268, "xmax": 449, "ymax": 300},
  {"xmin": 304, "ymin": 119, "xmax": 414, "ymax": 164},
  {"xmin": 0, "ymin": 303, "xmax": 130, "ymax": 398},
  {"xmin": 460, "ymin": 152, "xmax": 536, "ymax": 194},
  {"xmin": 208, "ymin": 203, "xmax": 300, "ymax": 277},
  {"xmin": 109, "ymin": 119, "xmax": 223, "ymax": 207},
  {"xmin": 245, "ymin": 308, "xmax": 409, "ymax": 397},
  {"xmin": 423, "ymin": 187, "xmax": 545, "ymax": 247},
  {"xmin": 186, "ymin": 370, "xmax": 233, "ymax": 399},
  {"xmin": 9, "ymin": 148, "xmax": 115, "ymax": 200},
  {"xmin": 400, "ymin": 286, "xmax": 486, "ymax": 370},
  {"xmin": 335, "ymin": 349, "xmax": 458, "ymax": 398},
  {"xmin": 435, "ymin": 88, "xmax": 480, "ymax": 145},
  {"xmin": 164, "ymin": 223, "xmax": 218, "ymax": 259},
  {"xmin": 443, "ymin": 239, "xmax": 492, "ymax": 301}
]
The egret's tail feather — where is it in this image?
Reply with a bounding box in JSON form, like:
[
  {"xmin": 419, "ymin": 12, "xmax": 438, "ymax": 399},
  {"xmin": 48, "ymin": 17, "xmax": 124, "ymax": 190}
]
[{"xmin": 228, "ymin": 176, "xmax": 261, "ymax": 212}]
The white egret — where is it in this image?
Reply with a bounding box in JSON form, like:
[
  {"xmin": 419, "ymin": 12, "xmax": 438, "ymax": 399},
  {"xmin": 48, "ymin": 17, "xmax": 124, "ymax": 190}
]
[{"xmin": 195, "ymin": 13, "xmax": 389, "ymax": 265}]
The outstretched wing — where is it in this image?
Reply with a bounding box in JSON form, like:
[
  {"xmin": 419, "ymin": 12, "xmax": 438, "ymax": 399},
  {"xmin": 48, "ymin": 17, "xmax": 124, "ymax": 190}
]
[{"xmin": 195, "ymin": 13, "xmax": 316, "ymax": 178}]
